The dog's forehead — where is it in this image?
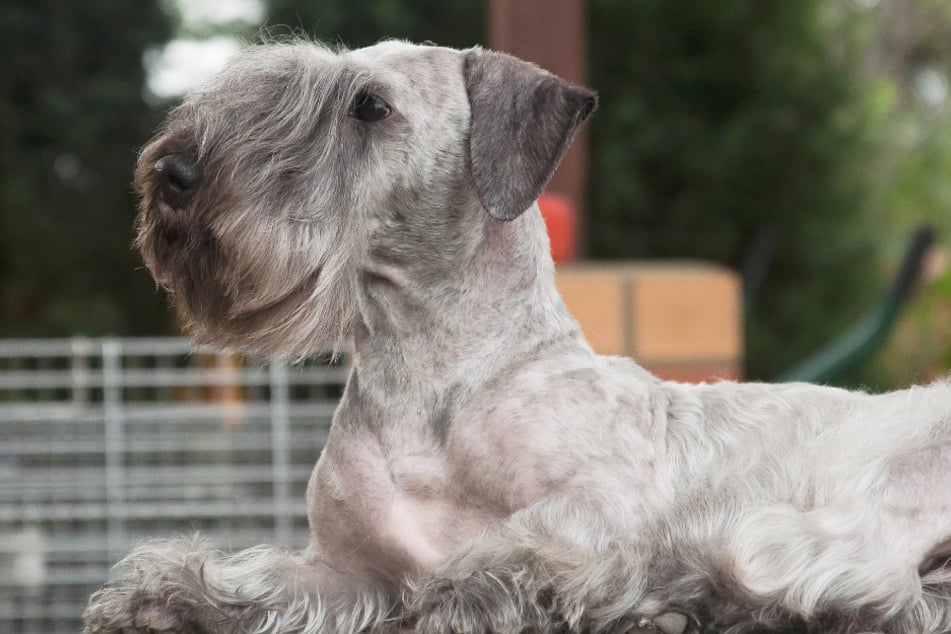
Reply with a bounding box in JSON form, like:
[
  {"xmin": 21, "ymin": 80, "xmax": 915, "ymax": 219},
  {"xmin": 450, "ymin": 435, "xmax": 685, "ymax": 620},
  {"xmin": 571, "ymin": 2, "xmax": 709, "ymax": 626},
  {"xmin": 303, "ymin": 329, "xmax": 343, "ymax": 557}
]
[
  {"xmin": 345, "ymin": 41, "xmax": 464, "ymax": 85},
  {"xmin": 346, "ymin": 40, "xmax": 424, "ymax": 62},
  {"xmin": 345, "ymin": 40, "xmax": 458, "ymax": 64}
]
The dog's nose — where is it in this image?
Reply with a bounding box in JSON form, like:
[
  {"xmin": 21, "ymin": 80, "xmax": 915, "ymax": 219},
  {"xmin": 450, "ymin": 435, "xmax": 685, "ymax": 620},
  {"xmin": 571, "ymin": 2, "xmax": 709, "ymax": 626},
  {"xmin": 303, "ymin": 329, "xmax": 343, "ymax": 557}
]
[{"xmin": 154, "ymin": 154, "xmax": 199, "ymax": 208}]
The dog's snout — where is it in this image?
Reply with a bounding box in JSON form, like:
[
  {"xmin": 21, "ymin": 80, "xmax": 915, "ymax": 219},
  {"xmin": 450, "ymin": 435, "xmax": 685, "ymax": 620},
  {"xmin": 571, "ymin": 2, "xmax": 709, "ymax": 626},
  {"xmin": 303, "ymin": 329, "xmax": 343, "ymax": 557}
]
[{"xmin": 154, "ymin": 154, "xmax": 199, "ymax": 208}]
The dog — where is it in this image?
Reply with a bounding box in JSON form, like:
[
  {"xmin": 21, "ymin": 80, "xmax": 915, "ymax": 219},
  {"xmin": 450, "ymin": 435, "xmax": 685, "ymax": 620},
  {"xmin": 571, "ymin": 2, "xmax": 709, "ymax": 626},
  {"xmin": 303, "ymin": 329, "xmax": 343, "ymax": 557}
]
[{"xmin": 83, "ymin": 39, "xmax": 951, "ymax": 633}]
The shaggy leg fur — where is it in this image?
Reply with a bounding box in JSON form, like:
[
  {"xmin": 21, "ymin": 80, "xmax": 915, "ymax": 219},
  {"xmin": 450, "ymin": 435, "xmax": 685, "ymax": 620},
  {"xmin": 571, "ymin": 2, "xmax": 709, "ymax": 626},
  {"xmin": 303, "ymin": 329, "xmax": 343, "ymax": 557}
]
[
  {"xmin": 83, "ymin": 535, "xmax": 396, "ymax": 634},
  {"xmin": 409, "ymin": 497, "xmax": 691, "ymax": 634}
]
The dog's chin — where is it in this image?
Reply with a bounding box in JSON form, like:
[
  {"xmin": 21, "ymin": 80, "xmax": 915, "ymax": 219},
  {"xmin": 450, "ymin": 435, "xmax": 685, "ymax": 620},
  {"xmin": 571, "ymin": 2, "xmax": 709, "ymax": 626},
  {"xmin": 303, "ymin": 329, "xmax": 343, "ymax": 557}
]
[
  {"xmin": 137, "ymin": 211, "xmax": 355, "ymax": 360},
  {"xmin": 170, "ymin": 266, "xmax": 354, "ymax": 361}
]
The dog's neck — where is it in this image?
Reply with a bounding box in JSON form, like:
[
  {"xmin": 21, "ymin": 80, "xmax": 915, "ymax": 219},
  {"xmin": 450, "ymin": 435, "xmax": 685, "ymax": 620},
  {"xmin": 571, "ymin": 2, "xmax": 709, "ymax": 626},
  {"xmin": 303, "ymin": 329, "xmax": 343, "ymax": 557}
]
[{"xmin": 351, "ymin": 202, "xmax": 585, "ymax": 419}]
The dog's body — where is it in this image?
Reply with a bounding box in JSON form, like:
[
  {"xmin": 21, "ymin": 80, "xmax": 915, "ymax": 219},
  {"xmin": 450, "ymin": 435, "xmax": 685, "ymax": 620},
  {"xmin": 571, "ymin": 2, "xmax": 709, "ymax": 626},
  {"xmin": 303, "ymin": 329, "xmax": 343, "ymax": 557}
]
[{"xmin": 84, "ymin": 40, "xmax": 951, "ymax": 633}]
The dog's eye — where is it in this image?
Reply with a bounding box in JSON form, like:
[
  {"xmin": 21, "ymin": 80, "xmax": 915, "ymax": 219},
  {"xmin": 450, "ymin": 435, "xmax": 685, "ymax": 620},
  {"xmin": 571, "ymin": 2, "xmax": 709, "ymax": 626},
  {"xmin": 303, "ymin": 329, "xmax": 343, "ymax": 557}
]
[{"xmin": 352, "ymin": 91, "xmax": 391, "ymax": 122}]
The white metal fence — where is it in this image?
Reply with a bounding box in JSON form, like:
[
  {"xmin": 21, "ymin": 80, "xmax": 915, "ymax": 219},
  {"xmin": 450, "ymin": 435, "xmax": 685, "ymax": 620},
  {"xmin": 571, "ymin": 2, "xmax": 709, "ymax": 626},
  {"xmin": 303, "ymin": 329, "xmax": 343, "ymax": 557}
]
[{"xmin": 0, "ymin": 337, "xmax": 347, "ymax": 634}]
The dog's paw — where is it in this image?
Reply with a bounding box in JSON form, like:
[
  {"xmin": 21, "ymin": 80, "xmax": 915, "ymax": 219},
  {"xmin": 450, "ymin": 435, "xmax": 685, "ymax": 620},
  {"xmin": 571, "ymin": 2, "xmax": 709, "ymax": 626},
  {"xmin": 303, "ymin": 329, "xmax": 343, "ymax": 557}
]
[
  {"xmin": 410, "ymin": 571, "xmax": 550, "ymax": 634},
  {"xmin": 82, "ymin": 584, "xmax": 193, "ymax": 634}
]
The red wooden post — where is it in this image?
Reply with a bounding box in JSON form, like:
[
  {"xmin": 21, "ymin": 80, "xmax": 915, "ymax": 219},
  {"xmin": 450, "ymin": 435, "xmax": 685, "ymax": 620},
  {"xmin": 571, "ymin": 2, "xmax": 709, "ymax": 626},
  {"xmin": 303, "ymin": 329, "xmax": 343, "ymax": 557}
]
[{"xmin": 488, "ymin": 0, "xmax": 590, "ymax": 254}]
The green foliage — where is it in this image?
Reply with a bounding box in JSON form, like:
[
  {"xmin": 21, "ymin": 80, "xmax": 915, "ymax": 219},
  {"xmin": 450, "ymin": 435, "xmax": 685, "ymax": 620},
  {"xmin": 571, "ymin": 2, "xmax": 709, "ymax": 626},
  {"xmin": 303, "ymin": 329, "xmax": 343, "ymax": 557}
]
[
  {"xmin": 839, "ymin": 0, "xmax": 951, "ymax": 386},
  {"xmin": 871, "ymin": 105, "xmax": 951, "ymax": 385},
  {"xmin": 0, "ymin": 1, "xmax": 174, "ymax": 337},
  {"xmin": 877, "ymin": 111, "xmax": 951, "ymax": 239},
  {"xmin": 891, "ymin": 269, "xmax": 951, "ymax": 382},
  {"xmin": 587, "ymin": 0, "xmax": 883, "ymax": 381}
]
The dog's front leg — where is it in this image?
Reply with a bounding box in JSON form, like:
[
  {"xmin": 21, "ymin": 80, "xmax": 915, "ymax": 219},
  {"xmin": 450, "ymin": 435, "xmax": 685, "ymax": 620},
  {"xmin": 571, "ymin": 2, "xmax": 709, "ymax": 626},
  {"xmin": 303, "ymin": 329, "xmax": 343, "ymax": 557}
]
[
  {"xmin": 83, "ymin": 534, "xmax": 398, "ymax": 634},
  {"xmin": 408, "ymin": 497, "xmax": 690, "ymax": 634}
]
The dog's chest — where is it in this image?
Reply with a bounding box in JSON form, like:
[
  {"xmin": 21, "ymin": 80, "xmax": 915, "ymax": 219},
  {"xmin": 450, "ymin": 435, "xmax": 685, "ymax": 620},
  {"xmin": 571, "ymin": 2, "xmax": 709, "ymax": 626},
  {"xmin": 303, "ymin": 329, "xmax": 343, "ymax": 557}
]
[{"xmin": 308, "ymin": 428, "xmax": 495, "ymax": 581}]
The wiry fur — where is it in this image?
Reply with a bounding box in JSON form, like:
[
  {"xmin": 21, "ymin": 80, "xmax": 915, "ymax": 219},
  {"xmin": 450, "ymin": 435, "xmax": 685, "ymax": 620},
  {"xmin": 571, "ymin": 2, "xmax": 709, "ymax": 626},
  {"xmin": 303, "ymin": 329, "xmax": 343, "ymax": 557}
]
[
  {"xmin": 135, "ymin": 42, "xmax": 370, "ymax": 359},
  {"xmin": 86, "ymin": 39, "xmax": 951, "ymax": 634},
  {"xmin": 84, "ymin": 535, "xmax": 397, "ymax": 633}
]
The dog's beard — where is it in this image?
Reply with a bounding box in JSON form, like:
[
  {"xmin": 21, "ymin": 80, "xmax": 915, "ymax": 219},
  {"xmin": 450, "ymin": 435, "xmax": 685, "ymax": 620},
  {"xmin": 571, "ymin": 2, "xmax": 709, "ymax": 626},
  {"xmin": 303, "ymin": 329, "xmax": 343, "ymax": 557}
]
[
  {"xmin": 177, "ymin": 254, "xmax": 359, "ymax": 361},
  {"xmin": 184, "ymin": 274, "xmax": 358, "ymax": 361},
  {"xmin": 138, "ymin": 206, "xmax": 360, "ymax": 361}
]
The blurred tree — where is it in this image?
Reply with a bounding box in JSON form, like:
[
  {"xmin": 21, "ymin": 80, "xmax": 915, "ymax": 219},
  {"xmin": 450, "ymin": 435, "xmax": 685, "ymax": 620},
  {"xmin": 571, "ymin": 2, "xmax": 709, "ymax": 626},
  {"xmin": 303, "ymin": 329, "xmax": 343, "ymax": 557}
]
[
  {"xmin": 856, "ymin": 0, "xmax": 951, "ymax": 386},
  {"xmin": 861, "ymin": 0, "xmax": 951, "ymax": 237},
  {"xmin": 0, "ymin": 1, "xmax": 174, "ymax": 337},
  {"xmin": 265, "ymin": 0, "xmax": 483, "ymax": 49},
  {"xmin": 587, "ymin": 0, "xmax": 884, "ymax": 381}
]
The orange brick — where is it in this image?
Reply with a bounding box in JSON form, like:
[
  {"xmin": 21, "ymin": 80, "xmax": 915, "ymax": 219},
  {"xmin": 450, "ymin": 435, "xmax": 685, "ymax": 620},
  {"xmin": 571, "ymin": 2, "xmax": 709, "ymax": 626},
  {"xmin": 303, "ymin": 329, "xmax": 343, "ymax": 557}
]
[
  {"xmin": 555, "ymin": 267, "xmax": 626, "ymax": 355},
  {"xmin": 556, "ymin": 262, "xmax": 743, "ymax": 379},
  {"xmin": 631, "ymin": 265, "xmax": 742, "ymax": 363}
]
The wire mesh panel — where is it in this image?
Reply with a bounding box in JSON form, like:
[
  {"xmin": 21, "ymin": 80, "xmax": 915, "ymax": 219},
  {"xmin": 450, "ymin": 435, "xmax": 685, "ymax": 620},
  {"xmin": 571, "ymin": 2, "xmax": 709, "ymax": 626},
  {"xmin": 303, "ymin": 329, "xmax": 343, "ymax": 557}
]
[{"xmin": 0, "ymin": 337, "xmax": 347, "ymax": 634}]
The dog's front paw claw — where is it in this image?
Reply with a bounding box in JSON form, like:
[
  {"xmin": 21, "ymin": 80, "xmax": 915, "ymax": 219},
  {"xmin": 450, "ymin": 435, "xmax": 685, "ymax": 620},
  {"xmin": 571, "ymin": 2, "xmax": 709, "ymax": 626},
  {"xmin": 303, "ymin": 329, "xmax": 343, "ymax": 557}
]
[
  {"xmin": 638, "ymin": 613, "xmax": 690, "ymax": 634},
  {"xmin": 411, "ymin": 572, "xmax": 547, "ymax": 634}
]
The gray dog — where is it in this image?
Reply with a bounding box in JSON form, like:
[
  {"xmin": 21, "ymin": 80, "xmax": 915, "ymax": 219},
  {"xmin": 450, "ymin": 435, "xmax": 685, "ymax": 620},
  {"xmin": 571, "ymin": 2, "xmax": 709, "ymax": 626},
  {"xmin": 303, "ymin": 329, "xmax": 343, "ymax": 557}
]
[{"xmin": 84, "ymin": 39, "xmax": 951, "ymax": 634}]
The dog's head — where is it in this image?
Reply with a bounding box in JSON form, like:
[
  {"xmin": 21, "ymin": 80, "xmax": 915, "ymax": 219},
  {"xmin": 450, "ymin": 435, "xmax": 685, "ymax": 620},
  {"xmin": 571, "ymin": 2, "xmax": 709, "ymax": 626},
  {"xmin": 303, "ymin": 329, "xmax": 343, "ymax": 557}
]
[{"xmin": 135, "ymin": 40, "xmax": 595, "ymax": 359}]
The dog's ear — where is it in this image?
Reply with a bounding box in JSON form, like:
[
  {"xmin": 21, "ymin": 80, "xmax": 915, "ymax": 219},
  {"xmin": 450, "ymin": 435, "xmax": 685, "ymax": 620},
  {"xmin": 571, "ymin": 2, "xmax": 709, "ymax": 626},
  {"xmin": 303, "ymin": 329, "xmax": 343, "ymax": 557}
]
[{"xmin": 464, "ymin": 47, "xmax": 597, "ymax": 221}]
